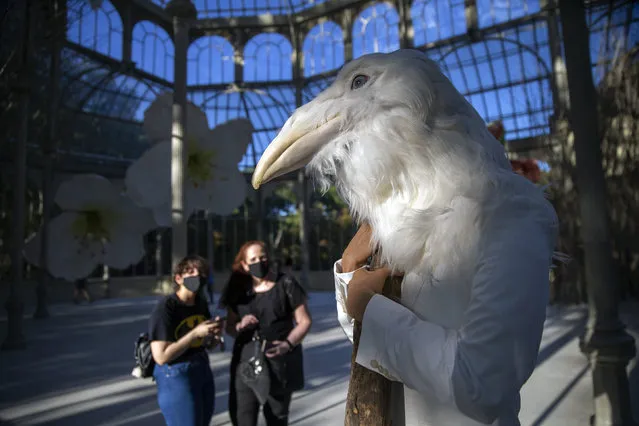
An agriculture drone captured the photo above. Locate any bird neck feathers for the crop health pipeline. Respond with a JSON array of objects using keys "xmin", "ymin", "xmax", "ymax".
[
  {"xmin": 341, "ymin": 158, "xmax": 493, "ymax": 276},
  {"xmin": 310, "ymin": 112, "xmax": 502, "ymax": 275}
]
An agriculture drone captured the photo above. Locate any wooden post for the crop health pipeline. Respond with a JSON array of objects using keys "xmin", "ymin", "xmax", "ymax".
[{"xmin": 344, "ymin": 256, "xmax": 403, "ymax": 426}]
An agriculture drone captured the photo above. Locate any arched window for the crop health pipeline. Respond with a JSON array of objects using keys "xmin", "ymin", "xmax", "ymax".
[
  {"xmin": 588, "ymin": 2, "xmax": 639, "ymax": 83},
  {"xmin": 67, "ymin": 0, "xmax": 123, "ymax": 60},
  {"xmin": 436, "ymin": 36, "xmax": 553, "ymax": 140},
  {"xmin": 132, "ymin": 21, "xmax": 174, "ymax": 82},
  {"xmin": 241, "ymin": 87, "xmax": 296, "ymax": 170},
  {"xmin": 410, "ymin": 0, "xmax": 466, "ymax": 47},
  {"xmin": 477, "ymin": 0, "xmax": 541, "ymax": 28},
  {"xmin": 187, "ymin": 36, "xmax": 235, "ymax": 85},
  {"xmin": 352, "ymin": 3, "xmax": 400, "ymax": 58},
  {"xmin": 243, "ymin": 33, "xmax": 293, "ymax": 82},
  {"xmin": 302, "ymin": 21, "xmax": 345, "ymax": 77}
]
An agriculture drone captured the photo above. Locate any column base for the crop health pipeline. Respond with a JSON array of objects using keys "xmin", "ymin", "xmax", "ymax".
[{"xmin": 580, "ymin": 326, "xmax": 637, "ymax": 426}]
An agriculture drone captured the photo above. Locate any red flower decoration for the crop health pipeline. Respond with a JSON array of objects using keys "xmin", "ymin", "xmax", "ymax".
[
  {"xmin": 510, "ymin": 158, "xmax": 541, "ymax": 183},
  {"xmin": 487, "ymin": 120, "xmax": 505, "ymax": 145},
  {"xmin": 485, "ymin": 121, "xmax": 541, "ymax": 184}
]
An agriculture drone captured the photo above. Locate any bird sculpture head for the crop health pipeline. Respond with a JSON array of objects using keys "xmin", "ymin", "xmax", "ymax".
[{"xmin": 252, "ymin": 49, "xmax": 515, "ymax": 273}]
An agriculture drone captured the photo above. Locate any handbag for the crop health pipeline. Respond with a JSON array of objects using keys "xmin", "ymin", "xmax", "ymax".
[
  {"xmin": 237, "ymin": 331, "xmax": 271, "ymax": 405},
  {"xmin": 131, "ymin": 332, "xmax": 155, "ymax": 380},
  {"xmin": 267, "ymin": 343, "xmax": 304, "ymax": 392}
]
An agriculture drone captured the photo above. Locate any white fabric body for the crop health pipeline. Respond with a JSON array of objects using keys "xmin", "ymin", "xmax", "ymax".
[{"xmin": 334, "ymin": 184, "xmax": 559, "ymax": 426}]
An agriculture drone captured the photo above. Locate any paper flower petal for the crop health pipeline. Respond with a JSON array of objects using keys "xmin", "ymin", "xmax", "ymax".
[
  {"xmin": 144, "ymin": 93, "xmax": 210, "ymax": 143},
  {"xmin": 25, "ymin": 176, "xmax": 156, "ymax": 280},
  {"xmin": 111, "ymin": 195, "xmax": 157, "ymax": 235},
  {"xmin": 129, "ymin": 101, "xmax": 253, "ymax": 221},
  {"xmin": 190, "ymin": 167, "xmax": 247, "ymax": 215},
  {"xmin": 151, "ymin": 203, "xmax": 172, "ymax": 228},
  {"xmin": 47, "ymin": 212, "xmax": 102, "ymax": 281},
  {"xmin": 124, "ymin": 141, "xmax": 171, "ymax": 209},
  {"xmin": 103, "ymin": 233, "xmax": 146, "ymax": 269},
  {"xmin": 55, "ymin": 174, "xmax": 120, "ymax": 211},
  {"xmin": 209, "ymin": 118, "xmax": 255, "ymax": 164}
]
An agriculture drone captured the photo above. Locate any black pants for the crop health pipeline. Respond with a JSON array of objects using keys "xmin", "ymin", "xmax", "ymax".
[{"xmin": 231, "ymin": 370, "xmax": 292, "ymax": 426}]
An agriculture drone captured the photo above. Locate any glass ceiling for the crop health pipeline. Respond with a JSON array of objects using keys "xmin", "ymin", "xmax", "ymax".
[
  {"xmin": 60, "ymin": 0, "xmax": 639, "ymax": 172},
  {"xmin": 150, "ymin": 0, "xmax": 330, "ymax": 18}
]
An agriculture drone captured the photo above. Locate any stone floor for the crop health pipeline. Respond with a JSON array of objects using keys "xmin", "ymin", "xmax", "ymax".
[{"xmin": 0, "ymin": 293, "xmax": 637, "ymax": 426}]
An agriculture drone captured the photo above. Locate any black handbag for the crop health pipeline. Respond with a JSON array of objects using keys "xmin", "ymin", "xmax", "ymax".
[
  {"xmin": 267, "ymin": 343, "xmax": 304, "ymax": 393},
  {"xmin": 237, "ymin": 332, "xmax": 271, "ymax": 404},
  {"xmin": 131, "ymin": 332, "xmax": 155, "ymax": 380}
]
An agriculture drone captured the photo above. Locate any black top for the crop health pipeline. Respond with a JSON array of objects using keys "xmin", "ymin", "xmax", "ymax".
[
  {"xmin": 221, "ymin": 273, "xmax": 307, "ymax": 344},
  {"xmin": 148, "ymin": 293, "xmax": 212, "ymax": 364}
]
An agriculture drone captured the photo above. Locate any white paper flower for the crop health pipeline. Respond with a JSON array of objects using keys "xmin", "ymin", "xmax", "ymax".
[
  {"xmin": 142, "ymin": 93, "xmax": 210, "ymax": 145},
  {"xmin": 125, "ymin": 93, "xmax": 253, "ymax": 227},
  {"xmin": 23, "ymin": 174, "xmax": 156, "ymax": 282}
]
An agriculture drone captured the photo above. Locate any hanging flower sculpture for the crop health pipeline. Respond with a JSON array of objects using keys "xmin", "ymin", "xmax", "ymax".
[
  {"xmin": 125, "ymin": 93, "xmax": 254, "ymax": 227},
  {"xmin": 510, "ymin": 158, "xmax": 542, "ymax": 183},
  {"xmin": 23, "ymin": 174, "xmax": 155, "ymax": 281},
  {"xmin": 487, "ymin": 119, "xmax": 542, "ymax": 184}
]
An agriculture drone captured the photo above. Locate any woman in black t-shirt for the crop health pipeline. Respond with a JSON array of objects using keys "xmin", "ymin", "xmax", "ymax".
[
  {"xmin": 148, "ymin": 255, "xmax": 223, "ymax": 426},
  {"xmin": 220, "ymin": 241, "xmax": 312, "ymax": 426}
]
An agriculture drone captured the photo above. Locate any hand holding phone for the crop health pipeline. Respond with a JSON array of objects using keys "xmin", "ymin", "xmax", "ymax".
[{"xmin": 212, "ymin": 315, "xmax": 226, "ymax": 352}]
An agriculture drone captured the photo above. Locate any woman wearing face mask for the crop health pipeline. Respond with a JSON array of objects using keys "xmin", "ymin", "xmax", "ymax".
[
  {"xmin": 220, "ymin": 241, "xmax": 312, "ymax": 426},
  {"xmin": 148, "ymin": 255, "xmax": 223, "ymax": 426}
]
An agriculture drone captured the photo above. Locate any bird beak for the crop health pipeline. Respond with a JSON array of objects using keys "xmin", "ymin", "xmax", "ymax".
[{"xmin": 251, "ymin": 104, "xmax": 340, "ymax": 189}]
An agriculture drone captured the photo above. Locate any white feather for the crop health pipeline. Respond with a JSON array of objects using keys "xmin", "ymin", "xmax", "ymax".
[{"xmin": 303, "ymin": 50, "xmax": 562, "ymax": 275}]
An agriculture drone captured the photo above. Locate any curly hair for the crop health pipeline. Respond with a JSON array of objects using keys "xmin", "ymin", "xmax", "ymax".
[{"xmin": 174, "ymin": 254, "xmax": 209, "ymax": 278}]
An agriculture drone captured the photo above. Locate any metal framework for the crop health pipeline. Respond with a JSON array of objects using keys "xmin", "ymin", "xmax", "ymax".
[
  {"xmin": 1, "ymin": 1, "xmax": 637, "ymax": 421},
  {"xmin": 0, "ymin": 0, "xmax": 635, "ymax": 278},
  {"xmin": 0, "ymin": 0, "xmax": 634, "ymax": 281},
  {"xmin": 57, "ymin": 0, "xmax": 638, "ymax": 169}
]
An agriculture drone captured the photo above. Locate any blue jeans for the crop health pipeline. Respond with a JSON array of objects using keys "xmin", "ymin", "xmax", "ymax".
[{"xmin": 154, "ymin": 353, "xmax": 215, "ymax": 426}]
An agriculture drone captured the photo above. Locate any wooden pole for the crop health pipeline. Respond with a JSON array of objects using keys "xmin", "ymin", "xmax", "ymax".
[{"xmin": 344, "ymin": 256, "xmax": 402, "ymax": 426}]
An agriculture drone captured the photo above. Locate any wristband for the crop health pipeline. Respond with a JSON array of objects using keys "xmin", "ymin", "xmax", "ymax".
[{"xmin": 284, "ymin": 339, "xmax": 294, "ymax": 350}]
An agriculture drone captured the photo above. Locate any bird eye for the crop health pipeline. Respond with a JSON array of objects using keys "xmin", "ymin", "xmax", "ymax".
[{"xmin": 351, "ymin": 74, "xmax": 369, "ymax": 90}]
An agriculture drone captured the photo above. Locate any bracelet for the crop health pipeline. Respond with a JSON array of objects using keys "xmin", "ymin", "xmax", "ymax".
[{"xmin": 284, "ymin": 339, "xmax": 294, "ymax": 350}]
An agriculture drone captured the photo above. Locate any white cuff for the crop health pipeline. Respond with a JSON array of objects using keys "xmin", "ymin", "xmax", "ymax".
[
  {"xmin": 355, "ymin": 294, "xmax": 457, "ymax": 404},
  {"xmin": 333, "ymin": 259, "xmax": 366, "ymax": 343},
  {"xmin": 355, "ymin": 294, "xmax": 401, "ymax": 381}
]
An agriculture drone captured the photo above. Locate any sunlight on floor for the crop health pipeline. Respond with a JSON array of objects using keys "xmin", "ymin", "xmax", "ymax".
[{"xmin": 0, "ymin": 295, "xmax": 636, "ymax": 426}]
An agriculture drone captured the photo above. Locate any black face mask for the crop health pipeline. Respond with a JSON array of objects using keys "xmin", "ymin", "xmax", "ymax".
[
  {"xmin": 248, "ymin": 260, "xmax": 269, "ymax": 279},
  {"xmin": 182, "ymin": 276, "xmax": 205, "ymax": 293}
]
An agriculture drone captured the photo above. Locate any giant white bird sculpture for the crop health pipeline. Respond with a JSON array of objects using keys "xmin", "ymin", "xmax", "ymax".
[{"xmin": 252, "ymin": 50, "xmax": 559, "ymax": 426}]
